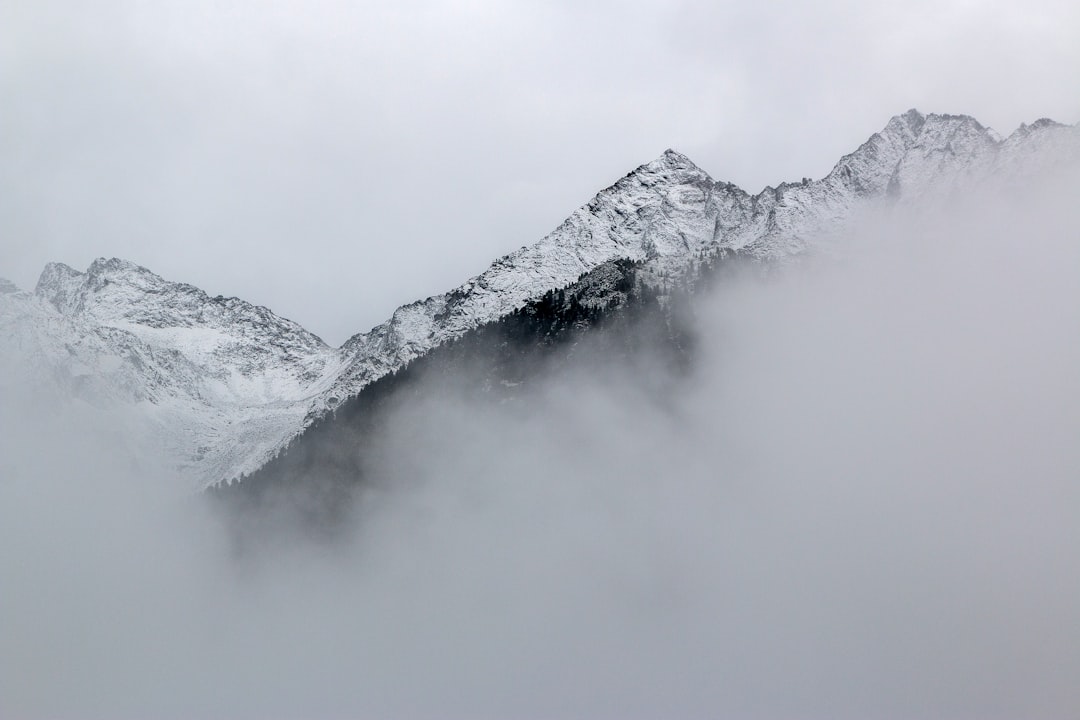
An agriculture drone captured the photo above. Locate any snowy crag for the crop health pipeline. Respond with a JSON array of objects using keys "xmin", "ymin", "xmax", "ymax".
[
  {"xmin": 2, "ymin": 259, "xmax": 348, "ymax": 482},
  {"xmin": 2, "ymin": 110, "xmax": 1077, "ymax": 490}
]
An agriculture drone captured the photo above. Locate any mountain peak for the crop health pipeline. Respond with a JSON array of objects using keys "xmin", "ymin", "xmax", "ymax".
[
  {"xmin": 632, "ymin": 148, "xmax": 712, "ymax": 185},
  {"xmin": 650, "ymin": 148, "xmax": 702, "ymax": 170},
  {"xmin": 36, "ymin": 261, "xmax": 82, "ymax": 285},
  {"xmin": 898, "ymin": 108, "xmax": 926, "ymax": 134},
  {"xmin": 35, "ymin": 258, "xmax": 168, "ymax": 315},
  {"xmin": 878, "ymin": 108, "xmax": 934, "ymax": 144},
  {"xmin": 35, "ymin": 262, "xmax": 86, "ymax": 313},
  {"xmin": 879, "ymin": 109, "xmax": 988, "ymax": 145},
  {"xmin": 86, "ymin": 257, "xmax": 159, "ymax": 281},
  {"xmin": 659, "ymin": 148, "xmax": 693, "ymax": 164},
  {"xmin": 1012, "ymin": 117, "xmax": 1068, "ymax": 138}
]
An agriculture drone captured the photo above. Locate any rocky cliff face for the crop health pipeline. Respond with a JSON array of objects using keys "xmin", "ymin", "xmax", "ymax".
[{"xmin": 2, "ymin": 110, "xmax": 1076, "ymax": 489}]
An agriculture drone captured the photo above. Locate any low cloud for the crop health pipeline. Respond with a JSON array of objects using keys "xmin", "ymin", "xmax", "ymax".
[{"xmin": 2, "ymin": 171, "xmax": 1078, "ymax": 719}]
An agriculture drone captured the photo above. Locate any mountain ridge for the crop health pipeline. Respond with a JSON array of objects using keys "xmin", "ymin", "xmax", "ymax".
[{"xmin": 3, "ymin": 109, "xmax": 1077, "ymax": 489}]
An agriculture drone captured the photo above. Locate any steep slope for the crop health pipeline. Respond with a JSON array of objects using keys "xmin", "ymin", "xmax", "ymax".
[
  {"xmin": 310, "ymin": 111, "xmax": 1080, "ymax": 425},
  {"xmin": 211, "ymin": 254, "xmax": 703, "ymax": 534}
]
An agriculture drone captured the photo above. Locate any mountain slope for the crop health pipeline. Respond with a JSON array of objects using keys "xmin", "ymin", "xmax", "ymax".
[
  {"xmin": 3, "ymin": 259, "xmax": 347, "ymax": 484},
  {"xmin": 308, "ymin": 110, "xmax": 1079, "ymax": 428},
  {"xmin": 210, "ymin": 253, "xmax": 704, "ymax": 534}
]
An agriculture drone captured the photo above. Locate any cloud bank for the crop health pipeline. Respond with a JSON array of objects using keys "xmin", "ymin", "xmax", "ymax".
[{"xmin": 2, "ymin": 171, "xmax": 1078, "ymax": 719}]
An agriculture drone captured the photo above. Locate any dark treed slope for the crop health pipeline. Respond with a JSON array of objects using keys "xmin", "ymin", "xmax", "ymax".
[{"xmin": 209, "ymin": 249, "xmax": 749, "ymax": 534}]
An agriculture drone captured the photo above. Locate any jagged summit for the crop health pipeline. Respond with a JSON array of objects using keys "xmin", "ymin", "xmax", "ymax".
[
  {"xmin": 4, "ymin": 109, "xmax": 1076, "ymax": 489},
  {"xmin": 87, "ymin": 256, "xmax": 151, "ymax": 275},
  {"xmin": 660, "ymin": 147, "xmax": 693, "ymax": 162},
  {"xmin": 36, "ymin": 257, "xmax": 175, "ymax": 316},
  {"xmin": 1013, "ymin": 117, "xmax": 1068, "ymax": 137},
  {"xmin": 7, "ymin": 255, "xmax": 346, "ymax": 484},
  {"xmin": 37, "ymin": 260, "xmax": 81, "ymax": 282},
  {"xmin": 638, "ymin": 148, "xmax": 712, "ymax": 179},
  {"xmin": 34, "ymin": 257, "xmax": 329, "ymax": 346},
  {"xmin": 898, "ymin": 108, "xmax": 927, "ymax": 134},
  {"xmin": 35, "ymin": 261, "xmax": 85, "ymax": 312}
]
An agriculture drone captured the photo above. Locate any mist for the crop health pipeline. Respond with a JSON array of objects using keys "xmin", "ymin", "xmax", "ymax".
[{"xmin": 2, "ymin": 173, "xmax": 1079, "ymax": 719}]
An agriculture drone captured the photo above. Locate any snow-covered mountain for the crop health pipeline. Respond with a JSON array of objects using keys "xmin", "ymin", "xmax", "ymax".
[
  {"xmin": 2, "ymin": 110, "xmax": 1076, "ymax": 489},
  {"xmin": 2, "ymin": 259, "xmax": 347, "ymax": 482},
  {"xmin": 317, "ymin": 111, "xmax": 1079, "ymax": 429}
]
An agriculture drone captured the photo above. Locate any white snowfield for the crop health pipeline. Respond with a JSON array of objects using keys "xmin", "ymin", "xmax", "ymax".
[{"xmin": 2, "ymin": 110, "xmax": 1076, "ymax": 489}]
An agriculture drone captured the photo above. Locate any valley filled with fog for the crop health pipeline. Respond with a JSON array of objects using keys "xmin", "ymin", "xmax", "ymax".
[{"xmin": 2, "ymin": 177, "xmax": 1079, "ymax": 719}]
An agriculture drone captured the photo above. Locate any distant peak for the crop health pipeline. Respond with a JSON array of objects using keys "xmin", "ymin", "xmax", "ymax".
[
  {"xmin": 900, "ymin": 108, "xmax": 926, "ymax": 133},
  {"xmin": 1013, "ymin": 118, "xmax": 1067, "ymax": 137},
  {"xmin": 35, "ymin": 262, "xmax": 86, "ymax": 311},
  {"xmin": 35, "ymin": 262, "xmax": 83, "ymax": 291},
  {"xmin": 87, "ymin": 257, "xmax": 156, "ymax": 277},
  {"xmin": 0, "ymin": 277, "xmax": 21, "ymax": 295},
  {"xmin": 883, "ymin": 109, "xmax": 989, "ymax": 140},
  {"xmin": 637, "ymin": 148, "xmax": 711, "ymax": 180},
  {"xmin": 661, "ymin": 148, "xmax": 692, "ymax": 163},
  {"xmin": 925, "ymin": 112, "xmax": 988, "ymax": 132},
  {"xmin": 38, "ymin": 261, "xmax": 82, "ymax": 279},
  {"xmin": 879, "ymin": 108, "xmax": 927, "ymax": 141},
  {"xmin": 1030, "ymin": 117, "xmax": 1065, "ymax": 129},
  {"xmin": 657, "ymin": 147, "xmax": 695, "ymax": 165},
  {"xmin": 34, "ymin": 258, "xmax": 165, "ymax": 313}
]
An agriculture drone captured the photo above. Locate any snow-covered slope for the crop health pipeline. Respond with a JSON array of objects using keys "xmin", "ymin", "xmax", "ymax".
[
  {"xmin": 2, "ymin": 259, "xmax": 347, "ymax": 485},
  {"xmin": 320, "ymin": 111, "xmax": 1080, "ymax": 414},
  {"xmin": 2, "ymin": 110, "xmax": 1076, "ymax": 488}
]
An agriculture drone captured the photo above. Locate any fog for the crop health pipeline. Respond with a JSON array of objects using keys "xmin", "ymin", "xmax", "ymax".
[{"xmin": 2, "ymin": 175, "xmax": 1079, "ymax": 719}]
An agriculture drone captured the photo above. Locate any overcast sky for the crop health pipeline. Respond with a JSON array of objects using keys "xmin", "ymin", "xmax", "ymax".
[{"xmin": 2, "ymin": 0, "xmax": 1078, "ymax": 344}]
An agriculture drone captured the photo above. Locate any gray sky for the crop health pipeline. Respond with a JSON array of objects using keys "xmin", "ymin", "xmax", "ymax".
[{"xmin": 3, "ymin": 0, "xmax": 1078, "ymax": 345}]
